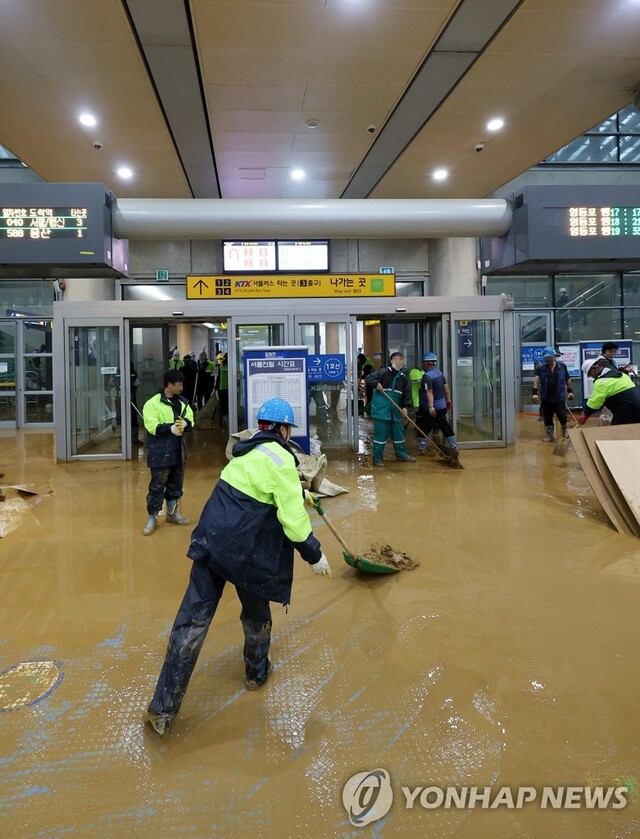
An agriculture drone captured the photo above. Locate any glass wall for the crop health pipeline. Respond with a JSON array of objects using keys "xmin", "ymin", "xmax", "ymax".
[{"xmin": 543, "ymin": 105, "xmax": 640, "ymax": 165}]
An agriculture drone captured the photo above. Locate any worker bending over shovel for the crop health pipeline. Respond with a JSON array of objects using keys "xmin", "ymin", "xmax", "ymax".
[{"xmin": 146, "ymin": 397, "xmax": 331, "ymax": 735}]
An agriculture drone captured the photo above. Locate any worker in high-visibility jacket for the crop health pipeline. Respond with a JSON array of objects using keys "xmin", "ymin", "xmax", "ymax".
[
  {"xmin": 577, "ymin": 358, "xmax": 640, "ymax": 426},
  {"xmin": 146, "ymin": 397, "xmax": 330, "ymax": 735},
  {"xmin": 142, "ymin": 369, "xmax": 194, "ymax": 535}
]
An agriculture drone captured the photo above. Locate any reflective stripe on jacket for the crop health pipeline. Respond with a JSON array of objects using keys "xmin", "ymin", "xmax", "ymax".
[
  {"xmin": 586, "ymin": 369, "xmax": 640, "ymax": 425},
  {"xmin": 143, "ymin": 392, "xmax": 194, "ymax": 467},
  {"xmin": 187, "ymin": 431, "xmax": 321, "ymax": 603}
]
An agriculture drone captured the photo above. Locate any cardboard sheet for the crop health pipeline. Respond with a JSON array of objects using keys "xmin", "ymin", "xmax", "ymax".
[{"xmin": 595, "ymin": 440, "xmax": 640, "ymax": 529}]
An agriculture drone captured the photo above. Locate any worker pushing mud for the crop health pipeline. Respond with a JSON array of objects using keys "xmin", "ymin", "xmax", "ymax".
[{"xmin": 146, "ymin": 397, "xmax": 331, "ymax": 735}]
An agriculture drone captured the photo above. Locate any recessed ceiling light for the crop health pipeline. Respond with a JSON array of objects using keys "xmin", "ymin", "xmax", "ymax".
[
  {"xmin": 432, "ymin": 168, "xmax": 448, "ymax": 181},
  {"xmin": 487, "ymin": 117, "xmax": 504, "ymax": 132},
  {"xmin": 117, "ymin": 166, "xmax": 133, "ymax": 179},
  {"xmin": 305, "ymin": 119, "xmax": 319, "ymax": 129},
  {"xmin": 79, "ymin": 113, "xmax": 97, "ymax": 127},
  {"xmin": 291, "ymin": 169, "xmax": 305, "ymax": 180}
]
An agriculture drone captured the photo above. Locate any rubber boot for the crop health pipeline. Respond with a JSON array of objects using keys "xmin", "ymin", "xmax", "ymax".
[
  {"xmin": 166, "ymin": 500, "xmax": 190, "ymax": 525},
  {"xmin": 561, "ymin": 424, "xmax": 569, "ymax": 440},
  {"xmin": 145, "ymin": 710, "xmax": 174, "ymax": 735},
  {"xmin": 143, "ymin": 514, "xmax": 157, "ymax": 536},
  {"xmin": 544, "ymin": 425, "xmax": 555, "ymax": 442}
]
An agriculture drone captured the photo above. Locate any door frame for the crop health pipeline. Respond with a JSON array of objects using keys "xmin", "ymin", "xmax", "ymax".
[
  {"xmin": 515, "ymin": 311, "xmax": 553, "ymax": 413},
  {"xmin": 448, "ymin": 311, "xmax": 511, "ymax": 448},
  {"xmin": 54, "ymin": 316, "xmax": 128, "ymax": 460},
  {"xmin": 293, "ymin": 313, "xmax": 357, "ymax": 448}
]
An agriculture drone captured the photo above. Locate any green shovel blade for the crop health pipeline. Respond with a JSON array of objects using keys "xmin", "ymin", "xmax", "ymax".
[{"xmin": 342, "ymin": 551, "xmax": 399, "ymax": 575}]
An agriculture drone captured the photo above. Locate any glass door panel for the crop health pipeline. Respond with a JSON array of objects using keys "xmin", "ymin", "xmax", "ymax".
[
  {"xmin": 516, "ymin": 311, "xmax": 552, "ymax": 413},
  {"xmin": 234, "ymin": 321, "xmax": 286, "ymax": 431},
  {"xmin": 69, "ymin": 325, "xmax": 123, "ymax": 456},
  {"xmin": 0, "ymin": 321, "xmax": 17, "ymax": 425},
  {"xmin": 22, "ymin": 319, "xmax": 53, "ymax": 424},
  {"xmin": 295, "ymin": 316, "xmax": 354, "ymax": 449},
  {"xmin": 452, "ymin": 318, "xmax": 503, "ymax": 445}
]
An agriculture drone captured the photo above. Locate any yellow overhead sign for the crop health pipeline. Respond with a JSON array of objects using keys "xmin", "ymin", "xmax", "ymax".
[{"xmin": 186, "ymin": 273, "xmax": 395, "ymax": 300}]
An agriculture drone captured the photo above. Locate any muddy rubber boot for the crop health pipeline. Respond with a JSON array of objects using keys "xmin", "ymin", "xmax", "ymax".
[
  {"xmin": 143, "ymin": 514, "xmax": 157, "ymax": 536},
  {"xmin": 166, "ymin": 500, "xmax": 190, "ymax": 525},
  {"xmin": 447, "ymin": 448, "xmax": 463, "ymax": 469},
  {"xmin": 544, "ymin": 425, "xmax": 555, "ymax": 442}
]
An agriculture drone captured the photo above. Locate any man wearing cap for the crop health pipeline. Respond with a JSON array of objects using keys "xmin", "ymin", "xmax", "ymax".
[
  {"xmin": 145, "ymin": 397, "xmax": 330, "ymax": 735},
  {"xmin": 577, "ymin": 358, "xmax": 640, "ymax": 426},
  {"xmin": 416, "ymin": 352, "xmax": 461, "ymax": 465},
  {"xmin": 532, "ymin": 347, "xmax": 574, "ymax": 442}
]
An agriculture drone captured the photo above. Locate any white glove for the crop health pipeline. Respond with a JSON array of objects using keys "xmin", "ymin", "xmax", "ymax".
[
  {"xmin": 175, "ymin": 416, "xmax": 187, "ymax": 428},
  {"xmin": 304, "ymin": 490, "xmax": 315, "ymax": 508},
  {"xmin": 312, "ymin": 554, "xmax": 331, "ymax": 577},
  {"xmin": 170, "ymin": 423, "xmax": 183, "ymax": 436}
]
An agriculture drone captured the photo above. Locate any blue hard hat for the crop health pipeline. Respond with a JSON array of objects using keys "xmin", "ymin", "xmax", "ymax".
[
  {"xmin": 256, "ymin": 397, "xmax": 298, "ymax": 427},
  {"xmin": 422, "ymin": 352, "xmax": 438, "ymax": 363},
  {"xmin": 542, "ymin": 346, "xmax": 557, "ymax": 358}
]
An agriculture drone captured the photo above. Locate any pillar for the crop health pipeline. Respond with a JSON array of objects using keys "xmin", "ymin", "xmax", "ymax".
[{"xmin": 428, "ymin": 238, "xmax": 478, "ymax": 296}]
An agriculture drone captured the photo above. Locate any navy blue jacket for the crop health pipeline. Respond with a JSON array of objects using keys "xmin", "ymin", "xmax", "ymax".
[{"xmin": 187, "ymin": 431, "xmax": 322, "ymax": 604}]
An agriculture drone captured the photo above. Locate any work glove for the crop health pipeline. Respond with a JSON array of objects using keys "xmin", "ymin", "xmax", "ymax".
[
  {"xmin": 311, "ymin": 554, "xmax": 331, "ymax": 577},
  {"xmin": 304, "ymin": 490, "xmax": 316, "ymax": 508},
  {"xmin": 532, "ymin": 395, "xmax": 539, "ymax": 403},
  {"xmin": 576, "ymin": 413, "xmax": 589, "ymax": 426},
  {"xmin": 445, "ymin": 400, "xmax": 452, "ymax": 411},
  {"xmin": 567, "ymin": 392, "xmax": 574, "ymax": 401},
  {"xmin": 175, "ymin": 416, "xmax": 187, "ymax": 428},
  {"xmin": 170, "ymin": 422, "xmax": 183, "ymax": 436}
]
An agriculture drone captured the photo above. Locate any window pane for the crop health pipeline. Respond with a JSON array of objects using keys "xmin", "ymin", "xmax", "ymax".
[
  {"xmin": 546, "ymin": 135, "xmax": 618, "ymax": 163},
  {"xmin": 485, "ymin": 275, "xmax": 551, "ymax": 307},
  {"xmin": 554, "ymin": 308, "xmax": 622, "ymax": 344},
  {"xmin": 623, "ymin": 273, "xmax": 640, "ymax": 306},
  {"xmin": 396, "ymin": 281, "xmax": 424, "ymax": 297},
  {"xmin": 23, "ymin": 320, "xmax": 52, "ymax": 353},
  {"xmin": 25, "ymin": 357, "xmax": 53, "ymax": 391},
  {"xmin": 618, "ymin": 105, "xmax": 640, "ymax": 134},
  {"xmin": 0, "ymin": 281, "xmax": 53, "ymax": 316},
  {"xmin": 618, "ymin": 135, "xmax": 640, "ymax": 163},
  {"xmin": 586, "ymin": 115, "xmax": 618, "ymax": 134},
  {"xmin": 555, "ymin": 274, "xmax": 620, "ymax": 307},
  {"xmin": 0, "ymin": 322, "xmax": 16, "ymax": 353}
]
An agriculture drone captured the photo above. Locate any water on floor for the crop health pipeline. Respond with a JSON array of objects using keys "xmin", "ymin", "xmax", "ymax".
[{"xmin": 0, "ymin": 420, "xmax": 639, "ymax": 838}]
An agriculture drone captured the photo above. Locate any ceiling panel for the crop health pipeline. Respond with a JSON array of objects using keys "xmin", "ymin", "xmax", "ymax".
[{"xmin": 0, "ymin": 0, "xmax": 638, "ymax": 203}]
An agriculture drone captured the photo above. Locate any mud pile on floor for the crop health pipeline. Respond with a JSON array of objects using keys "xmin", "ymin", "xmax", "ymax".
[{"xmin": 361, "ymin": 543, "xmax": 419, "ymax": 571}]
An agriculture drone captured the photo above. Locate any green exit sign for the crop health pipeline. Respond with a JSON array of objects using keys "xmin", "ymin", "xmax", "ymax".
[{"xmin": 156, "ymin": 269, "xmax": 169, "ymax": 282}]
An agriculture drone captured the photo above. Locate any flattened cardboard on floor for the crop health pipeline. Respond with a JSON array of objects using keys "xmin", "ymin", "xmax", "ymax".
[
  {"xmin": 568, "ymin": 428, "xmax": 635, "ymax": 536},
  {"xmin": 595, "ymin": 439, "xmax": 640, "ymax": 530}
]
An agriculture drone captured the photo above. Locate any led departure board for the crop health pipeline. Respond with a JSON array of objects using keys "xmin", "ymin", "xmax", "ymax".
[
  {"xmin": 481, "ymin": 186, "xmax": 640, "ymax": 274},
  {"xmin": 0, "ymin": 183, "xmax": 128, "ymax": 278},
  {"xmin": 1, "ymin": 207, "xmax": 89, "ymax": 239},
  {"xmin": 568, "ymin": 206, "xmax": 640, "ymax": 237}
]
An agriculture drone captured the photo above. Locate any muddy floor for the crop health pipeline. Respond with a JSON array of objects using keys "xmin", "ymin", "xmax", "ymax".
[{"xmin": 0, "ymin": 419, "xmax": 639, "ymax": 838}]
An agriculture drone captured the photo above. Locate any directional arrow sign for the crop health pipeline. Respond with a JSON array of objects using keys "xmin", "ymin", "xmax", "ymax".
[
  {"xmin": 194, "ymin": 278, "xmax": 209, "ymax": 294},
  {"xmin": 464, "ymin": 339, "xmax": 472, "ymax": 347},
  {"xmin": 310, "ymin": 356, "xmax": 321, "ymax": 366}
]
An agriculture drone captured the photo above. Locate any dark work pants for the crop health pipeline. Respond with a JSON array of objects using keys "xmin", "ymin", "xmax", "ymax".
[
  {"xmin": 146, "ymin": 464, "xmax": 185, "ymax": 515},
  {"xmin": 148, "ymin": 560, "xmax": 272, "ymax": 719},
  {"xmin": 416, "ymin": 409, "xmax": 454, "ymax": 440},
  {"xmin": 541, "ymin": 400, "xmax": 567, "ymax": 427}
]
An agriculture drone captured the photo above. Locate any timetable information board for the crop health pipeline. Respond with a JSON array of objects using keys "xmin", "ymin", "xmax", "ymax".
[
  {"xmin": 0, "ymin": 183, "xmax": 128, "ymax": 278},
  {"xmin": 1, "ymin": 207, "xmax": 89, "ymax": 239},
  {"xmin": 568, "ymin": 206, "xmax": 640, "ymax": 237}
]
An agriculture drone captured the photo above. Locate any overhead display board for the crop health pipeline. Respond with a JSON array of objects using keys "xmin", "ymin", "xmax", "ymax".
[
  {"xmin": 187, "ymin": 273, "xmax": 395, "ymax": 299},
  {"xmin": 481, "ymin": 186, "xmax": 640, "ymax": 274},
  {"xmin": 222, "ymin": 239, "xmax": 330, "ymax": 273},
  {"xmin": 0, "ymin": 183, "xmax": 128, "ymax": 278}
]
